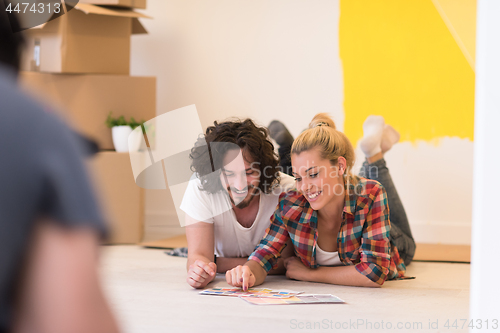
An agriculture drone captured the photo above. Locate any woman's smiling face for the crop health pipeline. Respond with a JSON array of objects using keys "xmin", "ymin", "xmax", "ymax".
[{"xmin": 291, "ymin": 147, "xmax": 346, "ymax": 211}]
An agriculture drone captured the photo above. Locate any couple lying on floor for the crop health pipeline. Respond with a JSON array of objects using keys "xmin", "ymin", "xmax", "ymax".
[{"xmin": 180, "ymin": 113, "xmax": 415, "ymax": 290}]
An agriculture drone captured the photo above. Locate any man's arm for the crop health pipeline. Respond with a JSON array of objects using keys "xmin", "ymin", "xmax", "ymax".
[
  {"xmin": 216, "ymin": 257, "xmax": 285, "ymax": 274},
  {"xmin": 185, "ymin": 215, "xmax": 217, "ymax": 288},
  {"xmin": 185, "ymin": 225, "xmax": 284, "ymax": 278},
  {"xmin": 217, "ymin": 237, "xmax": 294, "ymax": 274},
  {"xmin": 12, "ymin": 219, "xmax": 120, "ymax": 333},
  {"xmin": 215, "ymin": 257, "xmax": 247, "ymax": 273}
]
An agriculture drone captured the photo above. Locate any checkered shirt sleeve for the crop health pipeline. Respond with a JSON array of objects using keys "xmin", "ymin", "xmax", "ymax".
[
  {"xmin": 353, "ymin": 184, "xmax": 392, "ymax": 285},
  {"xmin": 248, "ymin": 195, "xmax": 290, "ymax": 272}
]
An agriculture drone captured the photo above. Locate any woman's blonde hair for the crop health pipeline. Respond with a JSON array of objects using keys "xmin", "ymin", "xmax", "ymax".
[{"xmin": 291, "ymin": 113, "xmax": 357, "ymax": 185}]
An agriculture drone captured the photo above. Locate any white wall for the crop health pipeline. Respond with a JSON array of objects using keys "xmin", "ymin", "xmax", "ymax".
[
  {"xmin": 469, "ymin": 0, "xmax": 500, "ymax": 325},
  {"xmin": 131, "ymin": 0, "xmax": 343, "ymax": 240},
  {"xmin": 132, "ymin": 0, "xmax": 343, "ymax": 133},
  {"xmin": 131, "ymin": 0, "xmax": 473, "ymax": 245}
]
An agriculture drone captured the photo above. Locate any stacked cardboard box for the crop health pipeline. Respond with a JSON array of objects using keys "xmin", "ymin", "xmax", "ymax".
[
  {"xmin": 20, "ymin": 2, "xmax": 153, "ymax": 244},
  {"xmin": 21, "ymin": 3, "xmax": 149, "ymax": 74},
  {"xmin": 80, "ymin": 0, "xmax": 147, "ymax": 9},
  {"xmin": 87, "ymin": 152, "xmax": 145, "ymax": 244},
  {"xmin": 21, "ymin": 72, "xmax": 156, "ymax": 150}
]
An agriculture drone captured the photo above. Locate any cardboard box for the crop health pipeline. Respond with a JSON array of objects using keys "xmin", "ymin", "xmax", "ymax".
[
  {"xmin": 87, "ymin": 152, "xmax": 145, "ymax": 244},
  {"xmin": 21, "ymin": 3, "xmax": 149, "ymax": 74},
  {"xmin": 20, "ymin": 72, "xmax": 156, "ymax": 150},
  {"xmin": 79, "ymin": 0, "xmax": 147, "ymax": 9}
]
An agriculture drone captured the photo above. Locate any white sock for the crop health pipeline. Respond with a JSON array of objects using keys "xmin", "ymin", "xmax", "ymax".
[
  {"xmin": 359, "ymin": 115, "xmax": 385, "ymax": 158},
  {"xmin": 381, "ymin": 124, "xmax": 400, "ymax": 154}
]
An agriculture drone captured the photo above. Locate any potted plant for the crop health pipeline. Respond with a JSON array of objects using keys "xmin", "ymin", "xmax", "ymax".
[{"xmin": 105, "ymin": 112, "xmax": 145, "ymax": 152}]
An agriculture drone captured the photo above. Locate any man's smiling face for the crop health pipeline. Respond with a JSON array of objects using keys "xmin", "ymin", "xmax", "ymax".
[{"xmin": 220, "ymin": 148, "xmax": 260, "ymax": 209}]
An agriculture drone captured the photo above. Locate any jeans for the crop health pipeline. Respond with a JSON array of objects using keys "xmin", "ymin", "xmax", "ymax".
[
  {"xmin": 278, "ymin": 143, "xmax": 293, "ymax": 176},
  {"xmin": 359, "ymin": 158, "xmax": 416, "ymax": 266}
]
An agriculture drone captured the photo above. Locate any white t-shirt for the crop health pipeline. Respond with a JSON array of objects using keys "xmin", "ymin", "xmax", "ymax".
[
  {"xmin": 180, "ymin": 172, "xmax": 295, "ymax": 258},
  {"xmin": 316, "ymin": 244, "xmax": 343, "ymax": 266}
]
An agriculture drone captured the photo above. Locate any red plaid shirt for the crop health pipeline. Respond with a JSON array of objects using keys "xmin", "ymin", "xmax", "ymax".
[{"xmin": 248, "ymin": 176, "xmax": 406, "ymax": 285}]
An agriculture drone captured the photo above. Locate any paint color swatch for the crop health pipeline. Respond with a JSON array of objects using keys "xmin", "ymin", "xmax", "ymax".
[
  {"xmin": 199, "ymin": 287, "xmax": 302, "ymax": 298},
  {"xmin": 241, "ymin": 294, "xmax": 345, "ymax": 305}
]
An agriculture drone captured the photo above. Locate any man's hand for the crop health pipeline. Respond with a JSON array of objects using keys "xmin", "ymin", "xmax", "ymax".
[
  {"xmin": 284, "ymin": 257, "xmax": 312, "ymax": 281},
  {"xmin": 225, "ymin": 265, "xmax": 256, "ymax": 291},
  {"xmin": 187, "ymin": 260, "xmax": 217, "ymax": 289}
]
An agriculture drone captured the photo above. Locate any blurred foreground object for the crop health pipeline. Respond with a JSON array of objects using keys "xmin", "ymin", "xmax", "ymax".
[{"xmin": 0, "ymin": 7, "xmax": 120, "ymax": 333}]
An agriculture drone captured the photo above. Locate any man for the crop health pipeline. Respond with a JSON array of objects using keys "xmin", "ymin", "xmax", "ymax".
[
  {"xmin": 180, "ymin": 119, "xmax": 295, "ymax": 289},
  {"xmin": 0, "ymin": 9, "xmax": 119, "ymax": 333}
]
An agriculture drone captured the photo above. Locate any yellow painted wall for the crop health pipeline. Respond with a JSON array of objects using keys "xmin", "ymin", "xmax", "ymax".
[
  {"xmin": 432, "ymin": 0, "xmax": 476, "ymax": 68},
  {"xmin": 339, "ymin": 0, "xmax": 475, "ymax": 145}
]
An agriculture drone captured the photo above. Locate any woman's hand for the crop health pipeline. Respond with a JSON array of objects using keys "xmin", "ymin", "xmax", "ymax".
[
  {"xmin": 187, "ymin": 260, "xmax": 216, "ymax": 289},
  {"xmin": 225, "ymin": 265, "xmax": 256, "ymax": 291},
  {"xmin": 284, "ymin": 257, "xmax": 313, "ymax": 281}
]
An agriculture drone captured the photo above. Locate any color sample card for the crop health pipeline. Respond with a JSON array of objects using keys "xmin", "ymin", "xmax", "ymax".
[
  {"xmin": 199, "ymin": 287, "xmax": 303, "ymax": 298},
  {"xmin": 241, "ymin": 294, "xmax": 345, "ymax": 305}
]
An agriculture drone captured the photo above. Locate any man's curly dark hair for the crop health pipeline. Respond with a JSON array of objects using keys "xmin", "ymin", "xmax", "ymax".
[{"xmin": 190, "ymin": 119, "xmax": 281, "ymax": 194}]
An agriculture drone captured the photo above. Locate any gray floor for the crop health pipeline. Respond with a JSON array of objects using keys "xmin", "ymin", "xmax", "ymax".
[{"xmin": 100, "ymin": 246, "xmax": 470, "ymax": 333}]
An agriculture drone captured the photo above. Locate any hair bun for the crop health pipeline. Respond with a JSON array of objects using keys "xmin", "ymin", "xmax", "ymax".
[
  {"xmin": 314, "ymin": 122, "xmax": 330, "ymax": 128},
  {"xmin": 309, "ymin": 113, "xmax": 337, "ymax": 130}
]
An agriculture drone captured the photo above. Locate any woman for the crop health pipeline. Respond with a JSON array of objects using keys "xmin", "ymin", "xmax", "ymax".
[{"xmin": 226, "ymin": 113, "xmax": 415, "ymax": 289}]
